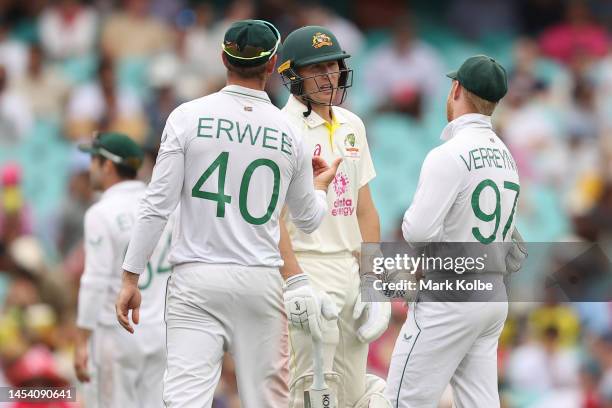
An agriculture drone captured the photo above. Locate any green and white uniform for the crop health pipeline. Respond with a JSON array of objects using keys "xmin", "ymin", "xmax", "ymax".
[
  {"xmin": 123, "ymin": 85, "xmax": 328, "ymax": 407},
  {"xmin": 386, "ymin": 113, "xmax": 520, "ymax": 407},
  {"xmin": 77, "ymin": 180, "xmax": 174, "ymax": 408}
]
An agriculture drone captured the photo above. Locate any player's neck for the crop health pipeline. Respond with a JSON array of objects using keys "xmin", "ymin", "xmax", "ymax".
[
  {"xmin": 310, "ymin": 103, "xmax": 334, "ymax": 124},
  {"xmin": 226, "ymin": 77, "xmax": 266, "ymax": 92},
  {"xmin": 449, "ymin": 106, "xmax": 478, "ymax": 122},
  {"xmin": 101, "ymin": 175, "xmax": 123, "ymax": 191}
]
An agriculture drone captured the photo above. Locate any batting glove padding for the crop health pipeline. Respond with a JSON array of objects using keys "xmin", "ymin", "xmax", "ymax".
[
  {"xmin": 352, "ymin": 293, "xmax": 391, "ymax": 343},
  {"xmin": 505, "ymin": 228, "xmax": 527, "ymax": 274},
  {"xmin": 283, "ymin": 274, "xmax": 338, "ymax": 341}
]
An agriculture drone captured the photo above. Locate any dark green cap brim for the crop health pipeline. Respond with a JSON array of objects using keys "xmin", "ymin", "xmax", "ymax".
[
  {"xmin": 77, "ymin": 144, "xmax": 99, "ymax": 155},
  {"xmin": 77, "ymin": 132, "xmax": 144, "ymax": 170},
  {"xmin": 446, "ymin": 71, "xmax": 458, "ymax": 79}
]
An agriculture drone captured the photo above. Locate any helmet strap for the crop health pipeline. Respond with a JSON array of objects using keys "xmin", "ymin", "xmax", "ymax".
[{"xmin": 303, "ymin": 100, "xmax": 313, "ymax": 117}]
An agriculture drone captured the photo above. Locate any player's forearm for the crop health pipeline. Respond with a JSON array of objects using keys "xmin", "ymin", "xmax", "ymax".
[
  {"xmin": 358, "ymin": 211, "xmax": 380, "ymax": 243},
  {"xmin": 122, "ymin": 270, "xmax": 140, "ymax": 286},
  {"xmin": 279, "ymin": 221, "xmax": 302, "ymax": 281},
  {"xmin": 123, "ymin": 152, "xmax": 182, "ymax": 273},
  {"xmin": 75, "ymin": 327, "xmax": 91, "ymax": 342},
  {"xmin": 287, "ymin": 190, "xmax": 328, "ymax": 234},
  {"xmin": 402, "ymin": 208, "xmax": 439, "ymax": 244},
  {"xmin": 402, "ymin": 150, "xmax": 461, "ymax": 244},
  {"xmin": 75, "ymin": 325, "xmax": 92, "ymax": 349},
  {"xmin": 123, "ymin": 218, "xmax": 167, "ymax": 274},
  {"xmin": 285, "ymin": 142, "xmax": 329, "ymax": 233},
  {"xmin": 357, "ymin": 185, "xmax": 380, "ymax": 243}
]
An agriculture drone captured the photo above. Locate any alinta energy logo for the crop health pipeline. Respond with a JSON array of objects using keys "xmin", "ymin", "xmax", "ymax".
[
  {"xmin": 332, "ymin": 172, "xmax": 349, "ymax": 196},
  {"xmin": 332, "ymin": 172, "xmax": 353, "ymax": 216}
]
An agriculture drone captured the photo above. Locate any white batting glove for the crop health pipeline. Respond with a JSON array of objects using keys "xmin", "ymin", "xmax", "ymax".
[
  {"xmin": 352, "ymin": 292, "xmax": 391, "ymax": 343},
  {"xmin": 283, "ymin": 274, "xmax": 338, "ymax": 341},
  {"xmin": 505, "ymin": 228, "xmax": 528, "ymax": 274}
]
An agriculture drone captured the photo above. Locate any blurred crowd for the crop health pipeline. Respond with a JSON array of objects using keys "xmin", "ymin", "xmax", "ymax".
[{"xmin": 0, "ymin": 0, "xmax": 610, "ymax": 407}]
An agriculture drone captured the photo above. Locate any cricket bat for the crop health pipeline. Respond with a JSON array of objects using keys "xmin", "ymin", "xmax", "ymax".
[{"xmin": 304, "ymin": 336, "xmax": 336, "ymax": 408}]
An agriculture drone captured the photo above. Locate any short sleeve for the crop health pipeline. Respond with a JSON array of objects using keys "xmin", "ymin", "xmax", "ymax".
[{"xmin": 351, "ymin": 114, "xmax": 376, "ymax": 187}]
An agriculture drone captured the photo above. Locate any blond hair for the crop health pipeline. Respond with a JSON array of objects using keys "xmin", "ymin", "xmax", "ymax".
[{"xmin": 464, "ymin": 88, "xmax": 498, "ymax": 116}]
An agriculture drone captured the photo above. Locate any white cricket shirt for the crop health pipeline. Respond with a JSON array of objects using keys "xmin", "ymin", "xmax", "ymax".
[
  {"xmin": 403, "ymin": 113, "xmax": 520, "ymax": 244},
  {"xmin": 77, "ymin": 181, "xmax": 174, "ymax": 330},
  {"xmin": 282, "ymin": 96, "xmax": 376, "ymax": 254},
  {"xmin": 123, "ymin": 85, "xmax": 327, "ymax": 273}
]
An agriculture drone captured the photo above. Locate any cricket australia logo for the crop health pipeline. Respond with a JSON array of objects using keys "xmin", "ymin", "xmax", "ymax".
[
  {"xmin": 345, "ymin": 133, "xmax": 355, "ymax": 147},
  {"xmin": 312, "ymin": 32, "xmax": 333, "ymax": 48},
  {"xmin": 344, "ymin": 133, "xmax": 360, "ymax": 158},
  {"xmin": 331, "ymin": 172, "xmax": 354, "ymax": 217}
]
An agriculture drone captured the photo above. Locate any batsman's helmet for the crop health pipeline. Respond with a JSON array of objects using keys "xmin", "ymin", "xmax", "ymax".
[{"xmin": 277, "ymin": 26, "xmax": 353, "ymax": 106}]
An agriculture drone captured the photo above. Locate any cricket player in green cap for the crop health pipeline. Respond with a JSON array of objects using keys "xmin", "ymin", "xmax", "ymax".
[
  {"xmin": 277, "ymin": 26, "xmax": 392, "ymax": 408},
  {"xmin": 114, "ymin": 19, "xmax": 341, "ymax": 407},
  {"xmin": 74, "ymin": 132, "xmax": 175, "ymax": 407},
  {"xmin": 385, "ymin": 55, "xmax": 527, "ymax": 407}
]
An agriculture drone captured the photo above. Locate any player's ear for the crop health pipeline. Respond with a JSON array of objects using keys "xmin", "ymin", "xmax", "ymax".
[
  {"xmin": 104, "ymin": 159, "xmax": 116, "ymax": 176},
  {"xmin": 221, "ymin": 52, "xmax": 229, "ymax": 69},
  {"xmin": 266, "ymin": 55, "xmax": 278, "ymax": 74},
  {"xmin": 453, "ymin": 80, "xmax": 462, "ymax": 100}
]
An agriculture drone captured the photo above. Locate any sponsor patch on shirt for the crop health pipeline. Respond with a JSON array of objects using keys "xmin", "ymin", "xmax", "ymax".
[
  {"xmin": 343, "ymin": 133, "xmax": 360, "ymax": 158},
  {"xmin": 331, "ymin": 172, "xmax": 354, "ymax": 216}
]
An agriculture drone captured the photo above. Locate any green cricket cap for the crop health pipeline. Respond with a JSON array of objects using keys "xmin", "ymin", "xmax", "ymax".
[
  {"xmin": 447, "ymin": 55, "xmax": 508, "ymax": 102},
  {"xmin": 78, "ymin": 132, "xmax": 144, "ymax": 170},
  {"xmin": 222, "ymin": 19, "xmax": 280, "ymax": 67}
]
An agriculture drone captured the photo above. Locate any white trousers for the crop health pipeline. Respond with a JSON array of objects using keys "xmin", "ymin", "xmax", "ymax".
[
  {"xmin": 83, "ymin": 323, "xmax": 166, "ymax": 408},
  {"xmin": 385, "ymin": 300, "xmax": 507, "ymax": 408},
  {"xmin": 289, "ymin": 254, "xmax": 372, "ymax": 408},
  {"xmin": 163, "ymin": 263, "xmax": 289, "ymax": 408}
]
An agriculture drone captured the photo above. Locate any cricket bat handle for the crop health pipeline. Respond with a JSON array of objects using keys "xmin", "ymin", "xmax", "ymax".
[
  {"xmin": 311, "ymin": 336, "xmax": 325, "ymax": 390},
  {"xmin": 306, "ymin": 336, "xmax": 336, "ymax": 408}
]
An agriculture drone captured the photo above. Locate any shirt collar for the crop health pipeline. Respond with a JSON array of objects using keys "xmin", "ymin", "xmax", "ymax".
[
  {"xmin": 284, "ymin": 95, "xmax": 348, "ymax": 129},
  {"xmin": 220, "ymin": 85, "xmax": 271, "ymax": 103},
  {"xmin": 102, "ymin": 180, "xmax": 146, "ymax": 199},
  {"xmin": 440, "ymin": 113, "xmax": 492, "ymax": 141}
]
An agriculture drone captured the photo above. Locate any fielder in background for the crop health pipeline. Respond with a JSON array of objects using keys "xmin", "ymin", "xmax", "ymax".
[
  {"xmin": 115, "ymin": 20, "xmax": 341, "ymax": 407},
  {"xmin": 278, "ymin": 26, "xmax": 392, "ymax": 408},
  {"xmin": 74, "ymin": 132, "xmax": 174, "ymax": 408},
  {"xmin": 385, "ymin": 55, "xmax": 525, "ymax": 407}
]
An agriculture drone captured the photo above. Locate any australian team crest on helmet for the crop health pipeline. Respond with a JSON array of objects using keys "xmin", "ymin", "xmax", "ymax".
[
  {"xmin": 312, "ymin": 32, "xmax": 333, "ymax": 49},
  {"xmin": 344, "ymin": 133, "xmax": 360, "ymax": 158}
]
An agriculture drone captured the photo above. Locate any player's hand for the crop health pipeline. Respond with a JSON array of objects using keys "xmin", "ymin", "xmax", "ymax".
[
  {"xmin": 115, "ymin": 270, "xmax": 142, "ymax": 334},
  {"xmin": 505, "ymin": 228, "xmax": 527, "ymax": 274},
  {"xmin": 283, "ymin": 273, "xmax": 338, "ymax": 341},
  {"xmin": 312, "ymin": 156, "xmax": 342, "ymax": 191},
  {"xmin": 74, "ymin": 334, "xmax": 90, "ymax": 383},
  {"xmin": 352, "ymin": 292, "xmax": 391, "ymax": 343}
]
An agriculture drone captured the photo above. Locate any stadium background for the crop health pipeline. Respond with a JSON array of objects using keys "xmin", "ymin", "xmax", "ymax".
[{"xmin": 0, "ymin": 0, "xmax": 610, "ymax": 406}]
